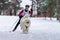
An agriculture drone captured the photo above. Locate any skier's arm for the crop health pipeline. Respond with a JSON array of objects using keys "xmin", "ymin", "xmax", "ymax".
[
  {"xmin": 18, "ymin": 10, "xmax": 23, "ymax": 16},
  {"xmin": 29, "ymin": 8, "xmax": 33, "ymax": 17}
]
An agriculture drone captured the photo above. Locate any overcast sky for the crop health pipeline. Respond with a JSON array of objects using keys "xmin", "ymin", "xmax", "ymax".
[{"xmin": 21, "ymin": 0, "xmax": 32, "ymax": 8}]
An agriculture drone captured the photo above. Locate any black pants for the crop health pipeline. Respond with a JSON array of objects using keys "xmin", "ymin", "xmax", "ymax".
[{"xmin": 12, "ymin": 16, "xmax": 23, "ymax": 32}]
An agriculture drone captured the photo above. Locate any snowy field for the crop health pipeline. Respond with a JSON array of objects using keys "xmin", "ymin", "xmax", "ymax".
[{"xmin": 0, "ymin": 16, "xmax": 60, "ymax": 40}]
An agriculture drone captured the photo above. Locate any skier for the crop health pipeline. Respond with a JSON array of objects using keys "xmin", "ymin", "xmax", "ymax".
[{"xmin": 12, "ymin": 5, "xmax": 33, "ymax": 32}]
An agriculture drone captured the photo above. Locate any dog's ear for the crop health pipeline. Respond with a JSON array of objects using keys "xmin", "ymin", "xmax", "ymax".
[{"xmin": 24, "ymin": 14, "xmax": 30, "ymax": 18}]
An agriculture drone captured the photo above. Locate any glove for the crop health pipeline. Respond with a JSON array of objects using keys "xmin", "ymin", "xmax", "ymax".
[{"xmin": 30, "ymin": 8, "xmax": 33, "ymax": 11}]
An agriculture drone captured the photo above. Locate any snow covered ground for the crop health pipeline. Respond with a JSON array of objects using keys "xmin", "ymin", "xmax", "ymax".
[{"xmin": 0, "ymin": 16, "xmax": 60, "ymax": 40}]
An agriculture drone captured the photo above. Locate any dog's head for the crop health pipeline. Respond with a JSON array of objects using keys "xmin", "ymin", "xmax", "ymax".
[
  {"xmin": 21, "ymin": 18, "xmax": 30, "ymax": 26},
  {"xmin": 23, "ymin": 14, "xmax": 30, "ymax": 18}
]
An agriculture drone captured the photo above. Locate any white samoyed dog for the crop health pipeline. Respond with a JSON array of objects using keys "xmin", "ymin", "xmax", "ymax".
[{"xmin": 20, "ymin": 14, "xmax": 31, "ymax": 33}]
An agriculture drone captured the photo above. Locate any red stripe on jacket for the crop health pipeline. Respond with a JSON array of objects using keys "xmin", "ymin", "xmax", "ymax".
[{"xmin": 18, "ymin": 10, "xmax": 33, "ymax": 16}]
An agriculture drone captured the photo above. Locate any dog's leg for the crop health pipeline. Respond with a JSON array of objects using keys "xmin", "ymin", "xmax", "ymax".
[
  {"xmin": 26, "ymin": 28, "xmax": 28, "ymax": 32},
  {"xmin": 26, "ymin": 26, "xmax": 29, "ymax": 33},
  {"xmin": 22, "ymin": 26, "xmax": 26, "ymax": 33}
]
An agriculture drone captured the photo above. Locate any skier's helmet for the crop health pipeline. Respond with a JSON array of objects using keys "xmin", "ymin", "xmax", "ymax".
[{"xmin": 25, "ymin": 5, "xmax": 30, "ymax": 8}]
